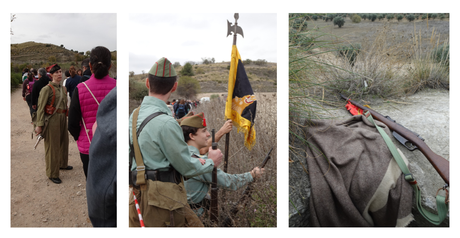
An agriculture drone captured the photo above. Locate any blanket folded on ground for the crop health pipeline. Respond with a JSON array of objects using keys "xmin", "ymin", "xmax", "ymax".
[{"xmin": 305, "ymin": 115, "xmax": 413, "ymax": 227}]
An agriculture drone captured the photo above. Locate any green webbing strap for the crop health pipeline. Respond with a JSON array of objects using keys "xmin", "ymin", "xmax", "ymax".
[
  {"xmin": 364, "ymin": 111, "xmax": 448, "ymax": 225},
  {"xmin": 132, "ymin": 107, "xmax": 146, "ymax": 186}
]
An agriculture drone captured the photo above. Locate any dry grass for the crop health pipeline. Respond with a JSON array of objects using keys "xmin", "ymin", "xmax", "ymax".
[
  {"xmin": 292, "ymin": 21, "xmax": 449, "ymax": 101},
  {"xmin": 195, "ymin": 94, "xmax": 277, "ymax": 227}
]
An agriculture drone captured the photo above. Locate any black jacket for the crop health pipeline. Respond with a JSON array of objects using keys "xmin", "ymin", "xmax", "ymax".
[
  {"xmin": 31, "ymin": 75, "xmax": 51, "ymax": 107},
  {"xmin": 80, "ymin": 68, "xmax": 92, "ymax": 83}
]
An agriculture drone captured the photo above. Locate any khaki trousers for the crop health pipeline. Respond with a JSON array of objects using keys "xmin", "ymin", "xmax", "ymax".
[{"xmin": 44, "ymin": 113, "xmax": 69, "ymax": 178}]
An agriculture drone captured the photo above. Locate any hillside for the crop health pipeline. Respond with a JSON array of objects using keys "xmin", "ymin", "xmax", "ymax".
[
  {"xmin": 130, "ymin": 61, "xmax": 276, "ymax": 98},
  {"xmin": 12, "ymin": 41, "xmax": 85, "ymax": 65},
  {"xmin": 10, "ymin": 41, "xmax": 117, "ymax": 79}
]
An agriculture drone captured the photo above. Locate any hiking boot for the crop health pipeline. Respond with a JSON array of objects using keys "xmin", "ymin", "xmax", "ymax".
[{"xmin": 60, "ymin": 166, "xmax": 73, "ymax": 170}]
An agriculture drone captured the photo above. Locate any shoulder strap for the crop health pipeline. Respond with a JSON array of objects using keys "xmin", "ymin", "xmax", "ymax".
[
  {"xmin": 131, "ymin": 107, "xmax": 166, "ymax": 186},
  {"xmin": 82, "ymin": 82, "xmax": 100, "ymax": 105},
  {"xmin": 48, "ymin": 84, "xmax": 56, "ymax": 108},
  {"xmin": 364, "ymin": 111, "xmax": 449, "ymax": 225},
  {"xmin": 137, "ymin": 111, "xmax": 166, "ymax": 138}
]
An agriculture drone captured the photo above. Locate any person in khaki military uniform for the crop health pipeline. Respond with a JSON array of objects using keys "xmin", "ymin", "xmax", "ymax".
[
  {"xmin": 34, "ymin": 64, "xmax": 72, "ymax": 184},
  {"xmin": 128, "ymin": 57, "xmax": 223, "ymax": 227},
  {"xmin": 180, "ymin": 114, "xmax": 264, "ymax": 218}
]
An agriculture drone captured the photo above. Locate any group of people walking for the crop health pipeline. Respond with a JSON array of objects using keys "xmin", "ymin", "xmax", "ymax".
[{"xmin": 21, "ymin": 46, "xmax": 117, "ymax": 226}]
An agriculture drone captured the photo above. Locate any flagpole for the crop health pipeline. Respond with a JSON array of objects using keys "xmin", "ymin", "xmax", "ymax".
[{"xmin": 224, "ymin": 13, "xmax": 240, "ymax": 173}]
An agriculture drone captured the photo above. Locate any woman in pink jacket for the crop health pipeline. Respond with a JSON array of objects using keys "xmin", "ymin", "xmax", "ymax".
[{"xmin": 68, "ymin": 46, "xmax": 116, "ymax": 179}]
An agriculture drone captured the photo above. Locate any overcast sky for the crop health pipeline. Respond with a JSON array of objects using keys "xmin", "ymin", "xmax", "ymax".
[
  {"xmin": 129, "ymin": 13, "xmax": 277, "ymax": 74},
  {"xmin": 10, "ymin": 13, "xmax": 117, "ymax": 52}
]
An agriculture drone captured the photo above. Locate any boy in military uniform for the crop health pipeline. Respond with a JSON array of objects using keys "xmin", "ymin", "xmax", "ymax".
[
  {"xmin": 128, "ymin": 57, "xmax": 223, "ymax": 227},
  {"xmin": 180, "ymin": 113, "xmax": 264, "ymax": 218}
]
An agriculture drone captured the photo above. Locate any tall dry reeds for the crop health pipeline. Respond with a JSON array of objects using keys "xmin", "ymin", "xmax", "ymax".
[
  {"xmin": 194, "ymin": 94, "xmax": 277, "ymax": 227},
  {"xmin": 405, "ymin": 26, "xmax": 449, "ymax": 93},
  {"xmin": 326, "ymin": 24, "xmax": 411, "ymax": 98}
]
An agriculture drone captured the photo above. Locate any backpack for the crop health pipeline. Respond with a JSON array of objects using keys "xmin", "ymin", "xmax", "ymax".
[
  {"xmin": 176, "ymin": 104, "xmax": 186, "ymax": 117},
  {"xmin": 27, "ymin": 79, "xmax": 35, "ymax": 94}
]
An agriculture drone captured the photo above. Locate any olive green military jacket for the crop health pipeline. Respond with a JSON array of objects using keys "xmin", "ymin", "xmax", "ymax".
[
  {"xmin": 35, "ymin": 81, "xmax": 67, "ymax": 127},
  {"xmin": 129, "ymin": 96, "xmax": 214, "ymax": 177},
  {"xmin": 185, "ymin": 145, "xmax": 253, "ymax": 215}
]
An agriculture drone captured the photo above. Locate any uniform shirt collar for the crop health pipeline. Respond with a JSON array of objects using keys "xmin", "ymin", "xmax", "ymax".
[{"xmin": 142, "ymin": 96, "xmax": 172, "ymax": 116}]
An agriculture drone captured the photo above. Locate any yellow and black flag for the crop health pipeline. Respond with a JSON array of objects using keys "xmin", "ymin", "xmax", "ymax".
[{"xmin": 225, "ymin": 45, "xmax": 256, "ymax": 149}]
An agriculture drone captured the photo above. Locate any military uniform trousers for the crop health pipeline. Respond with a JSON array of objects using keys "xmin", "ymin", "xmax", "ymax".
[
  {"xmin": 44, "ymin": 112, "xmax": 69, "ymax": 178},
  {"xmin": 129, "ymin": 181, "xmax": 204, "ymax": 227}
]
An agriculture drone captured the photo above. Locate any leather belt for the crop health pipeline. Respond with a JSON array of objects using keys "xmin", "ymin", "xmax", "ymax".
[
  {"xmin": 56, "ymin": 109, "xmax": 68, "ymax": 114},
  {"xmin": 131, "ymin": 168, "xmax": 182, "ymax": 186}
]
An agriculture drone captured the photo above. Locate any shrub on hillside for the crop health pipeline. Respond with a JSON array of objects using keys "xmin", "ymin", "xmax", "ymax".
[
  {"xmin": 333, "ymin": 16, "xmax": 345, "ymax": 28},
  {"xmin": 397, "ymin": 14, "xmax": 404, "ymax": 21},
  {"xmin": 386, "ymin": 14, "xmax": 394, "ymax": 21},
  {"xmin": 370, "ymin": 14, "xmax": 377, "ymax": 22},
  {"xmin": 337, "ymin": 44, "xmax": 361, "ymax": 67},
  {"xmin": 177, "ymin": 76, "xmax": 200, "ymax": 99},
  {"xmin": 377, "ymin": 14, "xmax": 384, "ymax": 21},
  {"xmin": 11, "ymin": 72, "xmax": 22, "ymax": 88},
  {"xmin": 293, "ymin": 17, "xmax": 308, "ymax": 31},
  {"xmin": 180, "ymin": 62, "xmax": 194, "ymax": 76},
  {"xmin": 244, "ymin": 59, "xmax": 252, "ymax": 65},
  {"xmin": 351, "ymin": 14, "xmax": 361, "ymax": 23},
  {"xmin": 406, "ymin": 14, "xmax": 415, "ymax": 22},
  {"xmin": 312, "ymin": 15, "xmax": 318, "ymax": 21},
  {"xmin": 254, "ymin": 59, "xmax": 267, "ymax": 66}
]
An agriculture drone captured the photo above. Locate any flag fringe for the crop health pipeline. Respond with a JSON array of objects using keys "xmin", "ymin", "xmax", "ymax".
[{"xmin": 227, "ymin": 110, "xmax": 256, "ymax": 150}]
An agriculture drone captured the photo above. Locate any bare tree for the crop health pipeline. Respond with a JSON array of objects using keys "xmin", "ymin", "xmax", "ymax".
[{"xmin": 10, "ymin": 14, "xmax": 16, "ymax": 35}]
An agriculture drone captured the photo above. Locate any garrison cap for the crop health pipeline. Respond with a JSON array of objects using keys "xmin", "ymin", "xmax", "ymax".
[
  {"xmin": 180, "ymin": 112, "xmax": 207, "ymax": 128},
  {"xmin": 149, "ymin": 57, "xmax": 177, "ymax": 77}
]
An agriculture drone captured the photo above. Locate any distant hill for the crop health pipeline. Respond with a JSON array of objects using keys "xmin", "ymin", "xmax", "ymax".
[
  {"xmin": 10, "ymin": 41, "xmax": 117, "ymax": 78},
  {"xmin": 11, "ymin": 41, "xmax": 86, "ymax": 65}
]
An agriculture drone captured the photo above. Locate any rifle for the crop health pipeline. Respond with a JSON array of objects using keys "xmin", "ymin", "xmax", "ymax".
[
  {"xmin": 210, "ymin": 129, "xmax": 219, "ymax": 223},
  {"xmin": 222, "ymin": 147, "xmax": 273, "ymax": 227},
  {"xmin": 340, "ymin": 93, "xmax": 449, "ymax": 185}
]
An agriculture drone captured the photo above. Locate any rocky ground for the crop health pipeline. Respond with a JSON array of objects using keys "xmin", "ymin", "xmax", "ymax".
[{"xmin": 10, "ymin": 87, "xmax": 92, "ymax": 227}]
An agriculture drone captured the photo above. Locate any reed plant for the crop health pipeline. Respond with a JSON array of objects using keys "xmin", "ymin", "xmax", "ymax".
[
  {"xmin": 195, "ymin": 93, "xmax": 277, "ymax": 227},
  {"xmin": 405, "ymin": 26, "xmax": 449, "ymax": 93}
]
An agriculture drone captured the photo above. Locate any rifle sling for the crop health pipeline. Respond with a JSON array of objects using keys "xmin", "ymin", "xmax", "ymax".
[
  {"xmin": 365, "ymin": 111, "xmax": 448, "ymax": 225},
  {"xmin": 131, "ymin": 107, "xmax": 166, "ymax": 186}
]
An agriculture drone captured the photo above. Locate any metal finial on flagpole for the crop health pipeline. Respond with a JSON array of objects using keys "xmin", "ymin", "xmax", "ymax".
[{"xmin": 227, "ymin": 13, "xmax": 244, "ymax": 46}]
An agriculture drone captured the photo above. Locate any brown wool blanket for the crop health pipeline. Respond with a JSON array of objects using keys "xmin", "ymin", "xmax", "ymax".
[{"xmin": 304, "ymin": 115, "xmax": 413, "ymax": 227}]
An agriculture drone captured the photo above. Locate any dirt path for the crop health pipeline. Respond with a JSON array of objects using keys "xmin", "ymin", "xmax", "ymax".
[{"xmin": 10, "ymin": 88, "xmax": 92, "ymax": 227}]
